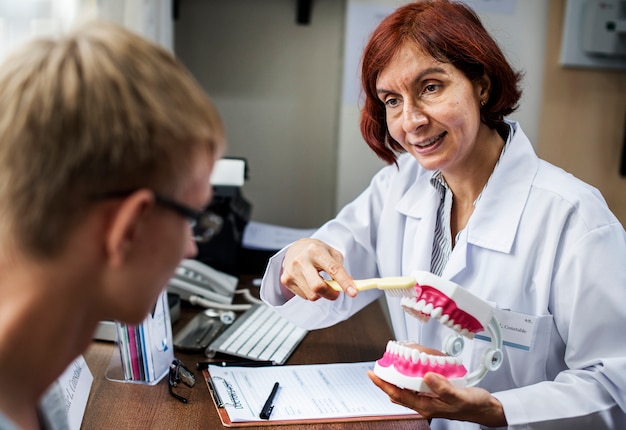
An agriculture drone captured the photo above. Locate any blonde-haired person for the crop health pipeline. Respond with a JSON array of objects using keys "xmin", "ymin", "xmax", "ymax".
[{"xmin": 0, "ymin": 20, "xmax": 225, "ymax": 429}]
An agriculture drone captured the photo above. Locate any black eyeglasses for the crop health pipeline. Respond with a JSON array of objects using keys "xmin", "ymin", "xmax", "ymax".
[
  {"xmin": 153, "ymin": 194, "xmax": 223, "ymax": 243},
  {"xmin": 94, "ymin": 190, "xmax": 223, "ymax": 243},
  {"xmin": 168, "ymin": 358, "xmax": 196, "ymax": 404}
]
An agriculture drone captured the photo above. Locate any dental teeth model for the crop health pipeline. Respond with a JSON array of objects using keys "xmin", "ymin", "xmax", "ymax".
[{"xmin": 373, "ymin": 271, "xmax": 503, "ymax": 393}]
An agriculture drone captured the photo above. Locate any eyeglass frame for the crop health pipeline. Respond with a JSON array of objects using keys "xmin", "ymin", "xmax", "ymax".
[
  {"xmin": 168, "ymin": 358, "xmax": 196, "ymax": 404},
  {"xmin": 92, "ymin": 190, "xmax": 223, "ymax": 243}
]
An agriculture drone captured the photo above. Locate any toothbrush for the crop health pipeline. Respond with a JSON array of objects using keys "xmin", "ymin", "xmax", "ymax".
[{"xmin": 325, "ymin": 276, "xmax": 417, "ymax": 297}]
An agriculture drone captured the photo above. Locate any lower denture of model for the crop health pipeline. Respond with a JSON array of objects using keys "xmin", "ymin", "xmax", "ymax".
[
  {"xmin": 377, "ymin": 341, "xmax": 467, "ymax": 379},
  {"xmin": 373, "ymin": 340, "xmax": 470, "ymax": 393}
]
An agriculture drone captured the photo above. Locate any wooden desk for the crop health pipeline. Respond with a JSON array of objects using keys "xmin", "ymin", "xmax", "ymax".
[{"xmin": 82, "ymin": 279, "xmax": 430, "ymax": 429}]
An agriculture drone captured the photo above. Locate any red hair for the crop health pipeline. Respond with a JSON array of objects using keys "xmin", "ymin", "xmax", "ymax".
[{"xmin": 360, "ymin": 0, "xmax": 523, "ymax": 164}]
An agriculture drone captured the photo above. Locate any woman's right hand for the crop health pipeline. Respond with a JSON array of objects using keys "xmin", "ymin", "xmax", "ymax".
[{"xmin": 280, "ymin": 238, "xmax": 358, "ymax": 301}]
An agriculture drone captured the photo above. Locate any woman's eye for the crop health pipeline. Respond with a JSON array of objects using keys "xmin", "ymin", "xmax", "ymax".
[
  {"xmin": 384, "ymin": 97, "xmax": 399, "ymax": 107},
  {"xmin": 424, "ymin": 84, "xmax": 438, "ymax": 94}
]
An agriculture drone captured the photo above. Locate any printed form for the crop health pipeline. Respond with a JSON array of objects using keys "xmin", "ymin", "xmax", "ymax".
[{"xmin": 207, "ymin": 361, "xmax": 418, "ymax": 423}]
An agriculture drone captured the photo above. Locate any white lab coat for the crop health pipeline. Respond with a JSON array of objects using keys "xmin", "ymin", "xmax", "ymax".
[{"xmin": 260, "ymin": 122, "xmax": 626, "ymax": 430}]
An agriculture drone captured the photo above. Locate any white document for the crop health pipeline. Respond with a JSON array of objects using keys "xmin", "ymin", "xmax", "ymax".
[
  {"xmin": 208, "ymin": 361, "xmax": 418, "ymax": 422},
  {"xmin": 242, "ymin": 220, "xmax": 317, "ymax": 251}
]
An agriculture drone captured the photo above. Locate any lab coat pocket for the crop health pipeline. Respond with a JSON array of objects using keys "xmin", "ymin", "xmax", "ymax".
[{"xmin": 467, "ymin": 308, "xmax": 554, "ymax": 391}]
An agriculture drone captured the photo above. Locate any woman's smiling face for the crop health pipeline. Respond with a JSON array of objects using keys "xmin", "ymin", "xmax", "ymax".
[{"xmin": 376, "ymin": 42, "xmax": 488, "ymax": 175}]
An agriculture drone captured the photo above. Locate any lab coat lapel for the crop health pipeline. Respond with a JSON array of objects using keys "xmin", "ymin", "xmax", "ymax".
[
  {"xmin": 395, "ymin": 174, "xmax": 439, "ymax": 273},
  {"xmin": 466, "ymin": 123, "xmax": 538, "ymax": 254},
  {"xmin": 438, "ymin": 123, "xmax": 538, "ymax": 282},
  {"xmin": 445, "ymin": 123, "xmax": 538, "ymax": 282},
  {"xmin": 443, "ymin": 238, "xmax": 468, "ymax": 279}
]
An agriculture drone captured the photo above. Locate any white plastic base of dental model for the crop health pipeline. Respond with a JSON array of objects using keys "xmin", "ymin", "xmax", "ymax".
[{"xmin": 373, "ymin": 361, "xmax": 467, "ymax": 393}]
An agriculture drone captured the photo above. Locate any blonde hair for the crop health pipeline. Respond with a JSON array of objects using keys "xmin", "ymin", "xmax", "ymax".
[{"xmin": 0, "ymin": 20, "xmax": 225, "ymax": 257}]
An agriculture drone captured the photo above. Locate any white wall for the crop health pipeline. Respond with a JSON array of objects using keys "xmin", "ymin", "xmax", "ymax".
[
  {"xmin": 0, "ymin": 0, "xmax": 173, "ymax": 61},
  {"xmin": 175, "ymin": 0, "xmax": 345, "ymax": 229},
  {"xmin": 94, "ymin": 0, "xmax": 173, "ymax": 51},
  {"xmin": 0, "ymin": 0, "xmax": 82, "ymax": 60},
  {"xmin": 336, "ymin": 0, "xmax": 549, "ymax": 208}
]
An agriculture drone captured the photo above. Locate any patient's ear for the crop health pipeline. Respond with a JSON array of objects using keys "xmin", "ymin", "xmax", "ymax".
[{"xmin": 105, "ymin": 189, "xmax": 154, "ymax": 268}]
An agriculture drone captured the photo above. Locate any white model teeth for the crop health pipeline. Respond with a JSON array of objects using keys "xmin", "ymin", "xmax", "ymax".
[
  {"xmin": 401, "ymin": 296, "xmax": 462, "ymax": 334},
  {"xmin": 403, "ymin": 347, "xmax": 411, "ymax": 361},
  {"xmin": 431, "ymin": 307, "xmax": 443, "ymax": 318},
  {"xmin": 386, "ymin": 341, "xmax": 462, "ymax": 366}
]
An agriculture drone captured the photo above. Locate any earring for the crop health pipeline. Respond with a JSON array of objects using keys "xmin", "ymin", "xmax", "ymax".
[{"xmin": 480, "ymin": 99, "xmax": 486, "ymax": 107}]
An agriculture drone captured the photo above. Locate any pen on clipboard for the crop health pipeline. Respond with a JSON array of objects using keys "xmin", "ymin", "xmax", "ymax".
[{"xmin": 259, "ymin": 382, "xmax": 280, "ymax": 420}]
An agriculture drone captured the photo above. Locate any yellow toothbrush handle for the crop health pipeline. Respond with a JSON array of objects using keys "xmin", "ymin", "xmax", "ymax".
[{"xmin": 325, "ymin": 277, "xmax": 416, "ymax": 291}]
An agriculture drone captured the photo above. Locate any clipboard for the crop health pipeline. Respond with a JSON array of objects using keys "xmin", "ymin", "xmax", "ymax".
[{"xmin": 203, "ymin": 361, "xmax": 422, "ymax": 427}]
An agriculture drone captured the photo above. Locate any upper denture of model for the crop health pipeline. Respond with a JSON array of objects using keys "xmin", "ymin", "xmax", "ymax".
[{"xmin": 400, "ymin": 285, "xmax": 483, "ymax": 337}]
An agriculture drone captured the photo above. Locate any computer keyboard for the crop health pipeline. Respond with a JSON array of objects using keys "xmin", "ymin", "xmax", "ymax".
[{"xmin": 207, "ymin": 304, "xmax": 308, "ymax": 365}]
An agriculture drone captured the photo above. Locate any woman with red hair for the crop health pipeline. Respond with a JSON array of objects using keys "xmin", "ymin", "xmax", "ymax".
[{"xmin": 260, "ymin": 1, "xmax": 626, "ymax": 428}]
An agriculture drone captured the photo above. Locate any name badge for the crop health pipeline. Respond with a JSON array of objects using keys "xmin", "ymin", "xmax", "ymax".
[{"xmin": 475, "ymin": 308, "xmax": 538, "ymax": 351}]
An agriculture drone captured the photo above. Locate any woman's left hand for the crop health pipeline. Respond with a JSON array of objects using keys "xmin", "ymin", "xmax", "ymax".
[{"xmin": 367, "ymin": 370, "xmax": 507, "ymax": 427}]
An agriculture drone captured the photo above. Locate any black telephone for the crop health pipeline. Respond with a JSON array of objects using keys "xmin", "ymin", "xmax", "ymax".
[{"xmin": 168, "ymin": 259, "xmax": 264, "ymax": 352}]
